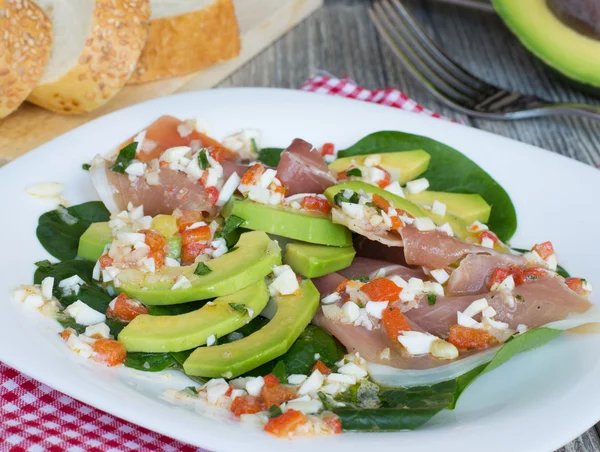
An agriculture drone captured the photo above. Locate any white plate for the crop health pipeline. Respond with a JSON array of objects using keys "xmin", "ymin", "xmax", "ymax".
[{"xmin": 1, "ymin": 88, "xmax": 599, "ymax": 452}]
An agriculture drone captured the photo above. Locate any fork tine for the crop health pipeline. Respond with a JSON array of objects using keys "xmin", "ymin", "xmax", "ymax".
[
  {"xmin": 387, "ymin": 0, "xmax": 487, "ymax": 91},
  {"xmin": 370, "ymin": 3, "xmax": 472, "ymax": 105}
]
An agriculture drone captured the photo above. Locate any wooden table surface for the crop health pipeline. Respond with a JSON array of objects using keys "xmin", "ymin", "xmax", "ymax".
[{"xmin": 217, "ymin": 0, "xmax": 600, "ymax": 450}]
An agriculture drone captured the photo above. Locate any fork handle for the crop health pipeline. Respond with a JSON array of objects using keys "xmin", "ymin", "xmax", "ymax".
[{"xmin": 531, "ymin": 103, "xmax": 600, "ymax": 121}]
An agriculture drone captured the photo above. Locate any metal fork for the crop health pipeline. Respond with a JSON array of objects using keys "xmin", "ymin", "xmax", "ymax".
[{"xmin": 369, "ymin": 0, "xmax": 600, "ymax": 120}]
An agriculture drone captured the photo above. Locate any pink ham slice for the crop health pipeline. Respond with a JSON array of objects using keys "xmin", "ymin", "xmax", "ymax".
[
  {"xmin": 405, "ymin": 275, "xmax": 591, "ymax": 338},
  {"xmin": 276, "ymin": 138, "xmax": 336, "ymax": 196},
  {"xmin": 446, "ymin": 254, "xmax": 524, "ymax": 295},
  {"xmin": 337, "ymin": 257, "xmax": 424, "ymax": 281},
  {"xmin": 354, "ymin": 236, "xmax": 409, "ymax": 266}
]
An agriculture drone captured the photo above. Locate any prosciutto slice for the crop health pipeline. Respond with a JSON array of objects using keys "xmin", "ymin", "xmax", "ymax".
[
  {"xmin": 406, "ymin": 275, "xmax": 591, "ymax": 337},
  {"xmin": 354, "ymin": 236, "xmax": 409, "ymax": 266},
  {"xmin": 276, "ymin": 139, "xmax": 336, "ymax": 195},
  {"xmin": 337, "ymin": 257, "xmax": 424, "ymax": 281},
  {"xmin": 446, "ymin": 253, "xmax": 524, "ymax": 295},
  {"xmin": 90, "ymin": 116, "xmax": 239, "ymax": 216}
]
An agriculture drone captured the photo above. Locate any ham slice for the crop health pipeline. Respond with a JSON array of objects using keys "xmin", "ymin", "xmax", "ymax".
[
  {"xmin": 276, "ymin": 139, "xmax": 336, "ymax": 196},
  {"xmin": 406, "ymin": 275, "xmax": 591, "ymax": 337},
  {"xmin": 354, "ymin": 236, "xmax": 409, "ymax": 266},
  {"xmin": 332, "ymin": 209, "xmax": 403, "ymax": 246},
  {"xmin": 337, "ymin": 257, "xmax": 424, "ymax": 281}
]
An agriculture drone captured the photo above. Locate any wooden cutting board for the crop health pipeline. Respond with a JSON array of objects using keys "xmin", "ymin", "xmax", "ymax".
[{"xmin": 0, "ymin": 0, "xmax": 322, "ymax": 162}]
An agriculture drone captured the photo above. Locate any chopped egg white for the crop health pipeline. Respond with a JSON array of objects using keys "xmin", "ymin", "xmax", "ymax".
[
  {"xmin": 206, "ymin": 334, "xmax": 216, "ymax": 346},
  {"xmin": 546, "ymin": 254, "xmax": 558, "ymax": 271},
  {"xmin": 171, "ymin": 275, "xmax": 192, "ymax": 290},
  {"xmin": 414, "ymin": 217, "xmax": 436, "ymax": 232},
  {"xmin": 288, "ymin": 374, "xmax": 308, "ymax": 385},
  {"xmin": 462, "ymin": 298, "xmax": 489, "ymax": 318},
  {"xmin": 41, "ymin": 277, "xmax": 54, "ymax": 300},
  {"xmin": 468, "ymin": 220, "xmax": 489, "ymax": 233},
  {"xmin": 245, "ymin": 376, "xmax": 264, "ymax": 396},
  {"xmin": 298, "ymin": 370, "xmax": 324, "ymax": 395},
  {"xmin": 321, "ymin": 292, "xmax": 341, "ymax": 305},
  {"xmin": 431, "ymin": 200, "xmax": 447, "ymax": 217},
  {"xmin": 342, "ymin": 302, "xmax": 360, "ymax": 323},
  {"xmin": 216, "ymin": 172, "xmax": 241, "ymax": 207},
  {"xmin": 85, "ymin": 323, "xmax": 111, "ymax": 339},
  {"xmin": 457, "ymin": 311, "xmax": 481, "ymax": 329},
  {"xmin": 160, "ymin": 146, "xmax": 191, "ymax": 163},
  {"xmin": 26, "ymin": 182, "xmax": 64, "ymax": 199},
  {"xmin": 384, "ymin": 181, "xmax": 405, "ymax": 197},
  {"xmin": 430, "ymin": 269, "xmax": 449, "ymax": 285},
  {"xmin": 398, "ymin": 331, "xmax": 437, "ymax": 355},
  {"xmin": 269, "ymin": 267, "xmax": 300, "ymax": 296},
  {"xmin": 406, "ymin": 178, "xmax": 429, "ymax": 194},
  {"xmin": 481, "ymin": 237, "xmax": 495, "ymax": 249},
  {"xmin": 365, "ymin": 301, "xmax": 388, "ymax": 319},
  {"xmin": 65, "ymin": 301, "xmax": 106, "ymax": 326},
  {"xmin": 341, "ymin": 202, "xmax": 365, "ymax": 220},
  {"xmin": 497, "ymin": 275, "xmax": 515, "ymax": 292},
  {"xmin": 58, "ymin": 275, "xmax": 85, "ymax": 296},
  {"xmin": 364, "ymin": 155, "xmax": 381, "ymax": 167},
  {"xmin": 437, "ymin": 222, "xmax": 454, "ymax": 237},
  {"xmin": 337, "ymin": 362, "xmax": 368, "ymax": 379},
  {"xmin": 66, "ymin": 334, "xmax": 95, "ymax": 359}
]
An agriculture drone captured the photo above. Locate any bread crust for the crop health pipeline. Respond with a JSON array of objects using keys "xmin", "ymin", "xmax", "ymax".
[
  {"xmin": 128, "ymin": 0, "xmax": 241, "ymax": 84},
  {"xmin": 28, "ymin": 0, "xmax": 151, "ymax": 114},
  {"xmin": 0, "ymin": 0, "xmax": 52, "ymax": 119}
]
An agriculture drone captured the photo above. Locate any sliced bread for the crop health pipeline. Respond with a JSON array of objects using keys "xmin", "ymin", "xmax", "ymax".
[
  {"xmin": 27, "ymin": 0, "xmax": 151, "ymax": 114},
  {"xmin": 128, "ymin": 0, "xmax": 241, "ymax": 84},
  {"xmin": 0, "ymin": 0, "xmax": 52, "ymax": 119}
]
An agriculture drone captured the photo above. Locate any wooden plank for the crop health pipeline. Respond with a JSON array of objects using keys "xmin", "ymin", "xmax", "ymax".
[{"xmin": 0, "ymin": 0, "xmax": 322, "ymax": 161}]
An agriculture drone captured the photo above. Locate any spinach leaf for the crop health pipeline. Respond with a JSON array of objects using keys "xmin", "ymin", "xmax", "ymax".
[
  {"xmin": 257, "ymin": 148, "xmax": 284, "ymax": 167},
  {"xmin": 147, "ymin": 300, "xmax": 206, "ymax": 316},
  {"xmin": 33, "ymin": 259, "xmax": 112, "ymax": 312},
  {"xmin": 109, "ymin": 142, "xmax": 138, "ymax": 174},
  {"xmin": 335, "ymin": 407, "xmax": 440, "ymax": 432},
  {"xmin": 171, "ymin": 349, "xmax": 194, "ymax": 366},
  {"xmin": 222, "ymin": 215, "xmax": 245, "ymax": 236},
  {"xmin": 36, "ymin": 202, "xmax": 110, "ymax": 261},
  {"xmin": 378, "ymin": 380, "xmax": 456, "ymax": 410},
  {"xmin": 124, "ymin": 352, "xmax": 179, "ymax": 372},
  {"xmin": 339, "ymin": 131, "xmax": 517, "ymax": 242},
  {"xmin": 194, "ymin": 262, "xmax": 212, "ymax": 276},
  {"xmin": 58, "ymin": 316, "xmax": 125, "ymax": 337},
  {"xmin": 271, "ymin": 361, "xmax": 288, "ymax": 382},
  {"xmin": 346, "ymin": 168, "xmax": 362, "ymax": 177},
  {"xmin": 198, "ymin": 149, "xmax": 210, "ymax": 169},
  {"xmin": 82, "ymin": 163, "xmax": 91, "ymax": 171},
  {"xmin": 105, "ymin": 319, "xmax": 127, "ymax": 336},
  {"xmin": 280, "ymin": 325, "xmax": 345, "ymax": 375}
]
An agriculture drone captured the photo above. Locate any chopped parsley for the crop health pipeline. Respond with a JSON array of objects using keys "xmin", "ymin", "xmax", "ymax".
[
  {"xmin": 182, "ymin": 386, "xmax": 198, "ymax": 396},
  {"xmin": 524, "ymin": 274, "xmax": 539, "ymax": 281},
  {"xmin": 109, "ymin": 142, "xmax": 138, "ymax": 174},
  {"xmin": 334, "ymin": 190, "xmax": 359, "ymax": 206},
  {"xmin": 198, "ymin": 149, "xmax": 210, "ymax": 169},
  {"xmin": 353, "ymin": 276, "xmax": 370, "ymax": 283},
  {"xmin": 250, "ymin": 138, "xmax": 260, "ymax": 155},
  {"xmin": 82, "ymin": 163, "xmax": 91, "ymax": 171},
  {"xmin": 222, "ymin": 215, "xmax": 245, "ymax": 236},
  {"xmin": 34, "ymin": 259, "xmax": 52, "ymax": 269},
  {"xmin": 516, "ymin": 294, "xmax": 525, "ymax": 303},
  {"xmin": 267, "ymin": 405, "xmax": 283, "ymax": 418},
  {"xmin": 229, "ymin": 303, "xmax": 248, "ymax": 314},
  {"xmin": 194, "ymin": 262, "xmax": 212, "ymax": 276},
  {"xmin": 346, "ymin": 168, "xmax": 362, "ymax": 177},
  {"xmin": 427, "ymin": 294, "xmax": 437, "ymax": 305}
]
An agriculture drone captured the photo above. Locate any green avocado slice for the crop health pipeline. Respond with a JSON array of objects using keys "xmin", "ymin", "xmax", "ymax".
[
  {"xmin": 325, "ymin": 181, "xmax": 477, "ymax": 240},
  {"xmin": 118, "ymin": 280, "xmax": 269, "ymax": 353},
  {"xmin": 117, "ymin": 231, "xmax": 281, "ymax": 305},
  {"xmin": 222, "ymin": 196, "xmax": 352, "ymax": 247},
  {"xmin": 284, "ymin": 242, "xmax": 356, "ymax": 278},
  {"xmin": 328, "ymin": 150, "xmax": 430, "ymax": 184},
  {"xmin": 405, "ymin": 191, "xmax": 491, "ymax": 225},
  {"xmin": 183, "ymin": 279, "xmax": 320, "ymax": 378},
  {"xmin": 78, "ymin": 222, "xmax": 181, "ymax": 261}
]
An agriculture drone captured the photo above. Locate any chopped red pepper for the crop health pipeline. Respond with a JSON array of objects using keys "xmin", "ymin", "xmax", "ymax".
[
  {"xmin": 92, "ymin": 339, "xmax": 127, "ymax": 367},
  {"xmin": 321, "ymin": 143, "xmax": 335, "ymax": 156},
  {"xmin": 322, "ymin": 414, "xmax": 342, "ymax": 434},
  {"xmin": 264, "ymin": 409, "xmax": 308, "ymax": 437},
  {"xmin": 480, "ymin": 230, "xmax": 498, "ymax": 244},
  {"xmin": 177, "ymin": 210, "xmax": 204, "ymax": 232},
  {"xmin": 141, "ymin": 229, "xmax": 168, "ymax": 269},
  {"xmin": 99, "ymin": 254, "xmax": 114, "ymax": 268},
  {"xmin": 240, "ymin": 163, "xmax": 265, "ymax": 185},
  {"xmin": 448, "ymin": 324, "xmax": 494, "ymax": 349},
  {"xmin": 565, "ymin": 277, "xmax": 587, "ymax": 295},
  {"xmin": 106, "ymin": 293, "xmax": 149, "ymax": 322},
  {"xmin": 301, "ymin": 196, "xmax": 331, "ymax": 214},
  {"xmin": 533, "ymin": 241, "xmax": 554, "ymax": 260},
  {"xmin": 372, "ymin": 193, "xmax": 391, "ymax": 212},
  {"xmin": 375, "ymin": 166, "xmax": 391, "ymax": 188},
  {"xmin": 230, "ymin": 395, "xmax": 264, "ymax": 417},
  {"xmin": 205, "ymin": 186, "xmax": 219, "ymax": 206},
  {"xmin": 360, "ymin": 278, "xmax": 402, "ymax": 302},
  {"xmin": 312, "ymin": 360, "xmax": 332, "ymax": 376},
  {"xmin": 382, "ymin": 306, "xmax": 410, "ymax": 341},
  {"xmin": 263, "ymin": 374, "xmax": 280, "ymax": 386}
]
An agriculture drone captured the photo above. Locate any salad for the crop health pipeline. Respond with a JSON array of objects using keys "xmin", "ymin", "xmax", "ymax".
[{"xmin": 14, "ymin": 115, "xmax": 598, "ymax": 439}]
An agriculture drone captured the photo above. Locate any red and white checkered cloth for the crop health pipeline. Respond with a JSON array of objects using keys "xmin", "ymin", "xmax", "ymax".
[{"xmin": 0, "ymin": 75, "xmax": 445, "ymax": 451}]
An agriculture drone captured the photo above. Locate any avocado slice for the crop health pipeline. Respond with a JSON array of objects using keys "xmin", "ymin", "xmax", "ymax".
[
  {"xmin": 325, "ymin": 181, "xmax": 477, "ymax": 240},
  {"xmin": 328, "ymin": 150, "xmax": 430, "ymax": 184},
  {"xmin": 284, "ymin": 242, "xmax": 356, "ymax": 278},
  {"xmin": 118, "ymin": 280, "xmax": 269, "ymax": 353},
  {"xmin": 78, "ymin": 222, "xmax": 181, "ymax": 261},
  {"xmin": 222, "ymin": 196, "xmax": 352, "ymax": 247},
  {"xmin": 405, "ymin": 191, "xmax": 491, "ymax": 225},
  {"xmin": 183, "ymin": 279, "xmax": 320, "ymax": 378},
  {"xmin": 492, "ymin": 0, "xmax": 600, "ymax": 88},
  {"xmin": 117, "ymin": 231, "xmax": 281, "ymax": 305}
]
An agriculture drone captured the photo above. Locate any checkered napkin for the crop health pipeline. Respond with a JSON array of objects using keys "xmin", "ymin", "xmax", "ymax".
[{"xmin": 0, "ymin": 75, "xmax": 446, "ymax": 451}]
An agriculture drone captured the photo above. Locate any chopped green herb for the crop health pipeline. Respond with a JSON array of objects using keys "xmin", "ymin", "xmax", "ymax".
[
  {"xmin": 317, "ymin": 391, "xmax": 339, "ymax": 410},
  {"xmin": 346, "ymin": 168, "xmax": 362, "ymax": 177},
  {"xmin": 250, "ymin": 138, "xmax": 260, "ymax": 155},
  {"xmin": 524, "ymin": 274, "xmax": 539, "ymax": 281},
  {"xmin": 82, "ymin": 163, "xmax": 91, "ymax": 171},
  {"xmin": 353, "ymin": 276, "xmax": 370, "ymax": 283},
  {"xmin": 365, "ymin": 201, "xmax": 377, "ymax": 208},
  {"xmin": 229, "ymin": 303, "xmax": 248, "ymax": 314},
  {"xmin": 333, "ymin": 190, "xmax": 359, "ymax": 206},
  {"xmin": 427, "ymin": 294, "xmax": 437, "ymax": 305},
  {"xmin": 34, "ymin": 259, "xmax": 52, "ymax": 269},
  {"xmin": 222, "ymin": 215, "xmax": 245, "ymax": 235},
  {"xmin": 516, "ymin": 294, "xmax": 525, "ymax": 302},
  {"xmin": 198, "ymin": 149, "xmax": 210, "ymax": 169},
  {"xmin": 194, "ymin": 262, "xmax": 212, "ymax": 276},
  {"xmin": 267, "ymin": 405, "xmax": 283, "ymax": 418},
  {"xmin": 183, "ymin": 386, "xmax": 198, "ymax": 396},
  {"xmin": 109, "ymin": 142, "xmax": 138, "ymax": 174}
]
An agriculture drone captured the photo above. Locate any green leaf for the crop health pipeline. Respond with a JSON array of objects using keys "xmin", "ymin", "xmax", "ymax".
[
  {"xmin": 250, "ymin": 138, "xmax": 260, "ymax": 156},
  {"xmin": 57, "ymin": 317, "xmax": 86, "ymax": 334},
  {"xmin": 271, "ymin": 361, "xmax": 288, "ymax": 382},
  {"xmin": 267, "ymin": 405, "xmax": 283, "ymax": 418},
  {"xmin": 198, "ymin": 149, "xmax": 210, "ymax": 169},
  {"xmin": 171, "ymin": 349, "xmax": 194, "ymax": 366},
  {"xmin": 109, "ymin": 142, "xmax": 138, "ymax": 174},
  {"xmin": 333, "ymin": 190, "xmax": 359, "ymax": 206},
  {"xmin": 147, "ymin": 300, "xmax": 206, "ymax": 316},
  {"xmin": 228, "ymin": 303, "xmax": 248, "ymax": 314},
  {"xmin": 318, "ymin": 392, "xmax": 339, "ymax": 411},
  {"xmin": 82, "ymin": 163, "xmax": 91, "ymax": 171},
  {"xmin": 256, "ymin": 147, "xmax": 284, "ymax": 167},
  {"xmin": 280, "ymin": 325, "xmax": 345, "ymax": 375},
  {"xmin": 352, "ymin": 276, "xmax": 370, "ymax": 283},
  {"xmin": 33, "ymin": 259, "xmax": 112, "ymax": 312},
  {"xmin": 105, "ymin": 319, "xmax": 127, "ymax": 337},
  {"xmin": 346, "ymin": 168, "xmax": 362, "ymax": 177},
  {"xmin": 183, "ymin": 386, "xmax": 198, "ymax": 396},
  {"xmin": 124, "ymin": 352, "xmax": 179, "ymax": 372},
  {"xmin": 427, "ymin": 294, "xmax": 437, "ymax": 306},
  {"xmin": 194, "ymin": 262, "xmax": 212, "ymax": 276},
  {"xmin": 378, "ymin": 380, "xmax": 457, "ymax": 410},
  {"xmin": 339, "ymin": 132, "xmax": 517, "ymax": 242},
  {"xmin": 335, "ymin": 407, "xmax": 440, "ymax": 432},
  {"xmin": 222, "ymin": 215, "xmax": 245, "ymax": 236},
  {"xmin": 36, "ymin": 202, "xmax": 110, "ymax": 261}
]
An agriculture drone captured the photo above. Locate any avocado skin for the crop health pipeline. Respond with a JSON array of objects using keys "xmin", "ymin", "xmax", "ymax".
[
  {"xmin": 117, "ymin": 231, "xmax": 281, "ymax": 305},
  {"xmin": 223, "ymin": 197, "xmax": 352, "ymax": 247},
  {"xmin": 284, "ymin": 242, "xmax": 356, "ymax": 278},
  {"xmin": 118, "ymin": 280, "xmax": 269, "ymax": 353},
  {"xmin": 183, "ymin": 280, "xmax": 320, "ymax": 378}
]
